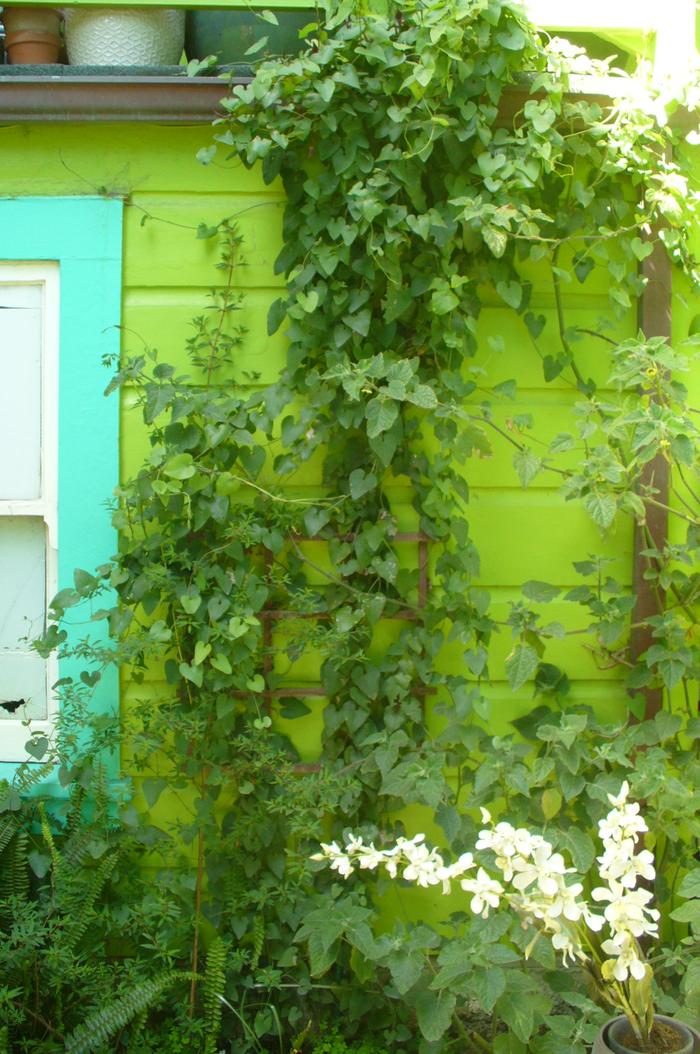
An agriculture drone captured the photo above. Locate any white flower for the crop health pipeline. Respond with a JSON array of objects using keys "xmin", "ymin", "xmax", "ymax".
[
  {"xmin": 436, "ymin": 852, "xmax": 475, "ymax": 894},
  {"xmin": 550, "ymin": 924, "xmax": 584, "ymax": 966},
  {"xmin": 583, "ymin": 908, "xmax": 605, "ymax": 932},
  {"xmin": 311, "ymin": 784, "xmax": 658, "ymax": 1004},
  {"xmin": 476, "ymin": 822, "xmax": 546, "ymax": 881},
  {"xmin": 401, "ymin": 842, "xmax": 445, "ymax": 888},
  {"xmin": 461, "ymin": 867, "xmax": 503, "ymax": 918},
  {"xmin": 552, "ymin": 880, "xmax": 587, "ymax": 922},
  {"xmin": 607, "ymin": 781, "xmax": 630, "ymax": 808},
  {"xmin": 385, "ymin": 855, "xmax": 400, "ymax": 879},
  {"xmin": 311, "ymin": 841, "xmax": 355, "ymax": 877},
  {"xmin": 331, "ymin": 854, "xmax": 354, "ymax": 878},
  {"xmin": 384, "ymin": 834, "xmax": 424, "ymax": 878},
  {"xmin": 591, "ymin": 882, "xmax": 660, "ymax": 939},
  {"xmin": 356, "ymin": 844, "xmax": 389, "ymax": 871},
  {"xmin": 598, "ymin": 802, "xmax": 647, "ymax": 846},
  {"xmin": 394, "ymin": 834, "xmax": 426, "ymax": 853},
  {"xmin": 476, "ymin": 822, "xmax": 546, "ymax": 860},
  {"xmin": 511, "ymin": 845, "xmax": 570, "ymax": 896},
  {"xmin": 598, "ymin": 841, "xmax": 655, "ymax": 889},
  {"xmin": 601, "ymin": 934, "xmax": 648, "ymax": 982},
  {"xmin": 346, "ymin": 833, "xmax": 366, "ymax": 853}
]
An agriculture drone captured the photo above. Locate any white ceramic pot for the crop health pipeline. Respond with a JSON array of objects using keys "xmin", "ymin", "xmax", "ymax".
[
  {"xmin": 64, "ymin": 7, "xmax": 184, "ymax": 66},
  {"xmin": 592, "ymin": 1015, "xmax": 700, "ymax": 1054}
]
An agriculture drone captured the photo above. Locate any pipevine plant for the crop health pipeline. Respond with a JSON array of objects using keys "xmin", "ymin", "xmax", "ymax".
[
  {"xmin": 204, "ymin": 0, "xmax": 700, "ymax": 1046},
  {"xmin": 6, "ymin": 0, "xmax": 700, "ymax": 1050}
]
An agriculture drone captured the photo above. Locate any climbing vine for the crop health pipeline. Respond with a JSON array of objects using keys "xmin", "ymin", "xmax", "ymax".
[
  {"xmin": 4, "ymin": 0, "xmax": 700, "ymax": 1051},
  {"xmin": 209, "ymin": 0, "xmax": 699, "ymax": 817}
]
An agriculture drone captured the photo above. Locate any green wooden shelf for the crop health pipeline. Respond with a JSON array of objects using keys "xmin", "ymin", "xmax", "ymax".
[
  {"xmin": 0, "ymin": 72, "xmax": 247, "ymax": 121},
  {"xmin": 0, "ymin": 74, "xmax": 689, "ymax": 127}
]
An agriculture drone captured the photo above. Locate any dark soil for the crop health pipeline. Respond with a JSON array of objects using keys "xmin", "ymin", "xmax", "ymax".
[{"xmin": 613, "ymin": 1020, "xmax": 689, "ymax": 1053}]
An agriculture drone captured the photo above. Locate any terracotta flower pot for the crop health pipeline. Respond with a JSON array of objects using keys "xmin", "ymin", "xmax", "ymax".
[
  {"xmin": 2, "ymin": 7, "xmax": 61, "ymax": 64},
  {"xmin": 592, "ymin": 1015, "xmax": 700, "ymax": 1054}
]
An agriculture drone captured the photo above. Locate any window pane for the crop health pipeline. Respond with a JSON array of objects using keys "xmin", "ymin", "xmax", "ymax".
[
  {"xmin": 0, "ymin": 518, "xmax": 47, "ymax": 721},
  {"xmin": 0, "ymin": 283, "xmax": 42, "ymax": 500}
]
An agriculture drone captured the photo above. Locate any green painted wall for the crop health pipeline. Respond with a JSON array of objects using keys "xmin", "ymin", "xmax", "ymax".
[{"xmin": 0, "ymin": 121, "xmax": 647, "ymax": 789}]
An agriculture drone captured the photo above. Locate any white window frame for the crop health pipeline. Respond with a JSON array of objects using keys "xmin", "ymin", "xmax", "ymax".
[{"xmin": 0, "ymin": 262, "xmax": 59, "ymax": 763}]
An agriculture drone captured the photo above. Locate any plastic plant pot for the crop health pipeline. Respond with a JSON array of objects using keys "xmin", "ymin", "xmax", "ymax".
[
  {"xmin": 184, "ymin": 7, "xmax": 311, "ymax": 67},
  {"xmin": 592, "ymin": 1016, "xmax": 700, "ymax": 1054}
]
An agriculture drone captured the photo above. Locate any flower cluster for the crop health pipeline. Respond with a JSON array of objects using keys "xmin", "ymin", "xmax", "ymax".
[
  {"xmin": 592, "ymin": 782, "xmax": 659, "ymax": 984},
  {"xmin": 313, "ymin": 783, "xmax": 658, "ymax": 1033},
  {"xmin": 472, "ymin": 809, "xmax": 603, "ymax": 967}
]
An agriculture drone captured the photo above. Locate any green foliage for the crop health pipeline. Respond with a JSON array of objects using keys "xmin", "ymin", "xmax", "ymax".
[
  {"xmin": 310, "ymin": 1027, "xmax": 390, "ymax": 1054},
  {"xmin": 210, "ymin": 0, "xmax": 699, "ymax": 1047},
  {"xmin": 203, "ymin": 937, "xmax": 227, "ymax": 1054},
  {"xmin": 7, "ymin": 0, "xmax": 700, "ymax": 1051},
  {"xmin": 64, "ymin": 972, "xmax": 193, "ymax": 1054}
]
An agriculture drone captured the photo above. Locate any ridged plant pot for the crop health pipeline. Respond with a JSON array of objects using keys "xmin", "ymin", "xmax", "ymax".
[
  {"xmin": 185, "ymin": 7, "xmax": 311, "ymax": 66},
  {"xmin": 592, "ymin": 1016, "xmax": 700, "ymax": 1054},
  {"xmin": 64, "ymin": 8, "xmax": 184, "ymax": 66},
  {"xmin": 2, "ymin": 7, "xmax": 61, "ymax": 64}
]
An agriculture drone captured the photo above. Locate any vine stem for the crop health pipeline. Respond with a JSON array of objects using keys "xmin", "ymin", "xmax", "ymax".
[
  {"xmin": 551, "ymin": 246, "xmax": 588, "ymax": 391},
  {"xmin": 643, "ymin": 495, "xmax": 699, "ymax": 527},
  {"xmin": 205, "ymin": 224, "xmax": 238, "ymax": 387},
  {"xmin": 229, "ymin": 473, "xmax": 343, "ymax": 506},
  {"xmin": 190, "ymin": 821, "xmax": 206, "ymax": 1014}
]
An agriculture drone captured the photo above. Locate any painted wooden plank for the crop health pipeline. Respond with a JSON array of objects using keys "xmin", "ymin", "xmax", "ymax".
[
  {"xmin": 0, "ymin": 125, "xmax": 273, "ymax": 197},
  {"xmin": 475, "ymin": 306, "xmax": 635, "ymax": 390},
  {"xmin": 0, "ymin": 283, "xmax": 42, "ymax": 499},
  {"xmin": 0, "ymin": 518, "xmax": 45, "ymax": 647},
  {"xmin": 122, "ymin": 286, "xmax": 287, "ymax": 384},
  {"xmin": 201, "ymin": 495, "xmax": 631, "ymax": 591},
  {"xmin": 123, "ymin": 196, "xmax": 285, "ymax": 288},
  {"xmin": 0, "ymin": 652, "xmax": 48, "ymax": 723},
  {"xmin": 0, "ymin": 518, "xmax": 47, "ymax": 722},
  {"xmin": 471, "ymin": 490, "xmax": 632, "ymax": 585}
]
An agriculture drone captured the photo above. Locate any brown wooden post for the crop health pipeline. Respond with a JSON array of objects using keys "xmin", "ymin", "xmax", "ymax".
[{"xmin": 630, "ymin": 231, "xmax": 672, "ymax": 718}]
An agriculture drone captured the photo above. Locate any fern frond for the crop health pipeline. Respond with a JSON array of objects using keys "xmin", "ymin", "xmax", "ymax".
[
  {"xmin": 60, "ymin": 851, "xmax": 117, "ymax": 952},
  {"xmin": 66, "ymin": 783, "xmax": 87, "ymax": 835},
  {"xmin": 203, "ymin": 937, "xmax": 227, "ymax": 1054},
  {"xmin": 60, "ymin": 851, "xmax": 118, "ymax": 951},
  {"xmin": 250, "ymin": 912, "xmax": 265, "ymax": 971},
  {"xmin": 222, "ymin": 864, "xmax": 245, "ymax": 929},
  {"xmin": 3, "ymin": 831, "xmax": 29, "ymax": 900},
  {"xmin": 60, "ymin": 828, "xmax": 108, "ymax": 875},
  {"xmin": 38, "ymin": 802, "xmax": 60, "ymax": 876},
  {"xmin": 13, "ymin": 760, "xmax": 53, "ymax": 794},
  {"xmin": 124, "ymin": 1007, "xmax": 148, "ymax": 1054},
  {"xmin": 0, "ymin": 815, "xmax": 19, "ymax": 856},
  {"xmin": 64, "ymin": 971, "xmax": 195, "ymax": 1054}
]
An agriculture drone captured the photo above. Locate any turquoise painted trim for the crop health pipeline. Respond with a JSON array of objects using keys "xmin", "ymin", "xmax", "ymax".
[{"xmin": 0, "ymin": 196, "xmax": 122, "ymax": 789}]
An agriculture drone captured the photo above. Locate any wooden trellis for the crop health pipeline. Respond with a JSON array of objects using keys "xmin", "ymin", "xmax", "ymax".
[{"xmin": 231, "ymin": 532, "xmax": 434, "ymax": 714}]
